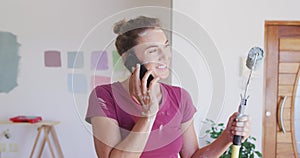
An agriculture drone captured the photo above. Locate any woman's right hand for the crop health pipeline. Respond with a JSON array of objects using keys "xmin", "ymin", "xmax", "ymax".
[{"xmin": 129, "ymin": 64, "xmax": 160, "ymax": 117}]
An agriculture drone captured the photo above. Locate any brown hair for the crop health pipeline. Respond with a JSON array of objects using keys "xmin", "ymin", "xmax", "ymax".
[{"xmin": 113, "ymin": 16, "xmax": 161, "ymax": 56}]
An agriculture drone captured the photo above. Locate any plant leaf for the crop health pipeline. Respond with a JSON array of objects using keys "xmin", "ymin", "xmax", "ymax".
[{"xmin": 255, "ymin": 151, "xmax": 262, "ymax": 157}]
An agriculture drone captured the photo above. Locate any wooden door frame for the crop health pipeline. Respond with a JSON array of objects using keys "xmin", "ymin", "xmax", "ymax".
[{"xmin": 263, "ymin": 21, "xmax": 300, "ymax": 158}]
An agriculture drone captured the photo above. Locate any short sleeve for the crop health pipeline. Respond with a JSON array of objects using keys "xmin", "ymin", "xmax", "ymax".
[
  {"xmin": 179, "ymin": 88, "xmax": 197, "ymax": 123},
  {"xmin": 85, "ymin": 85, "xmax": 117, "ymax": 124}
]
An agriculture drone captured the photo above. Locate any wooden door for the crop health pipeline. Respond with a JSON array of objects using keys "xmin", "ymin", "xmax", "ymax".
[{"xmin": 263, "ymin": 21, "xmax": 300, "ymax": 158}]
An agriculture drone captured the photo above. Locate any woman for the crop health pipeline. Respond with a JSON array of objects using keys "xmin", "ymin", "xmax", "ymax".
[{"xmin": 86, "ymin": 16, "xmax": 250, "ymax": 158}]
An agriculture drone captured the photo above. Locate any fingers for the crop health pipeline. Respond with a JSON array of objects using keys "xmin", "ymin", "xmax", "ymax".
[
  {"xmin": 236, "ymin": 114, "xmax": 249, "ymax": 121},
  {"xmin": 129, "ymin": 64, "xmax": 160, "ymax": 117},
  {"xmin": 231, "ymin": 124, "xmax": 249, "ymax": 136},
  {"xmin": 129, "ymin": 64, "xmax": 143, "ymax": 104},
  {"xmin": 231, "ymin": 115, "xmax": 251, "ymax": 140},
  {"xmin": 129, "ymin": 64, "xmax": 158, "ymax": 102},
  {"xmin": 133, "ymin": 64, "xmax": 141, "ymax": 94}
]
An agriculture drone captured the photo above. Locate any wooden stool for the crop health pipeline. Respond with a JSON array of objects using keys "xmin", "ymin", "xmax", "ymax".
[{"xmin": 30, "ymin": 122, "xmax": 63, "ymax": 158}]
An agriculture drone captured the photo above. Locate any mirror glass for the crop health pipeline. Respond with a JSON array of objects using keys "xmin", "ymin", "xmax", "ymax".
[{"xmin": 294, "ymin": 68, "xmax": 300, "ymax": 157}]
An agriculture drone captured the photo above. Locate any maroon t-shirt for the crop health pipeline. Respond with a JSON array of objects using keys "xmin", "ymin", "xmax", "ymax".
[{"xmin": 86, "ymin": 82, "xmax": 197, "ymax": 158}]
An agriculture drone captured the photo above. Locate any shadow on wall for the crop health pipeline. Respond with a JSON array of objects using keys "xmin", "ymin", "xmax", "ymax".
[{"xmin": 0, "ymin": 31, "xmax": 20, "ymax": 93}]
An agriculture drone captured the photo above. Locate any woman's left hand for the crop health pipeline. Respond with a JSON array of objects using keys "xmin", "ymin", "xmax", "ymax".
[{"xmin": 224, "ymin": 112, "xmax": 251, "ymax": 143}]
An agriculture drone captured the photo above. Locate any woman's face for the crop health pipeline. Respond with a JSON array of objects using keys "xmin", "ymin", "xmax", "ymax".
[{"xmin": 133, "ymin": 28, "xmax": 171, "ymax": 79}]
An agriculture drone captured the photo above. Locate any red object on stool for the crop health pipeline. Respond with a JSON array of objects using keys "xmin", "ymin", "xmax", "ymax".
[{"xmin": 10, "ymin": 116, "xmax": 42, "ymax": 123}]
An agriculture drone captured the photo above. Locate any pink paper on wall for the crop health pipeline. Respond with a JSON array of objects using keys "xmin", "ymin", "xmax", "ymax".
[
  {"xmin": 90, "ymin": 75, "xmax": 111, "ymax": 89},
  {"xmin": 44, "ymin": 50, "xmax": 61, "ymax": 67}
]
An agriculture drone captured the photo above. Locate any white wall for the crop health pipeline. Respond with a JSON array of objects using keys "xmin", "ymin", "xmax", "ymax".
[
  {"xmin": 173, "ymin": 0, "xmax": 300, "ymax": 153},
  {"xmin": 0, "ymin": 1, "xmax": 171, "ymax": 158}
]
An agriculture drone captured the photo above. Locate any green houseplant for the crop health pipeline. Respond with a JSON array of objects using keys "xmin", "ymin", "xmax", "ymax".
[{"xmin": 204, "ymin": 119, "xmax": 262, "ymax": 158}]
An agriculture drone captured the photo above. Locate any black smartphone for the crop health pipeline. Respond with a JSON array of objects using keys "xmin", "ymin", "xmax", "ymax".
[{"xmin": 124, "ymin": 53, "xmax": 154, "ymax": 88}]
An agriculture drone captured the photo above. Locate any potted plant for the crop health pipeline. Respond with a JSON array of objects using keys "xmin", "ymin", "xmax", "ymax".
[{"xmin": 204, "ymin": 119, "xmax": 262, "ymax": 158}]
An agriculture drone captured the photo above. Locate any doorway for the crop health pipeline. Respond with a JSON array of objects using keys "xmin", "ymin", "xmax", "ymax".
[{"xmin": 263, "ymin": 21, "xmax": 300, "ymax": 158}]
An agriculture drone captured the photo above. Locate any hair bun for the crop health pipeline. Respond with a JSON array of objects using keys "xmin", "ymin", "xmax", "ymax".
[{"xmin": 113, "ymin": 19, "xmax": 126, "ymax": 35}]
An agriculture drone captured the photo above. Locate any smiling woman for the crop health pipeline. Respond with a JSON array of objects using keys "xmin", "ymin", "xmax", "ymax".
[
  {"xmin": 129, "ymin": 30, "xmax": 171, "ymax": 79},
  {"xmin": 85, "ymin": 16, "xmax": 251, "ymax": 158}
]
